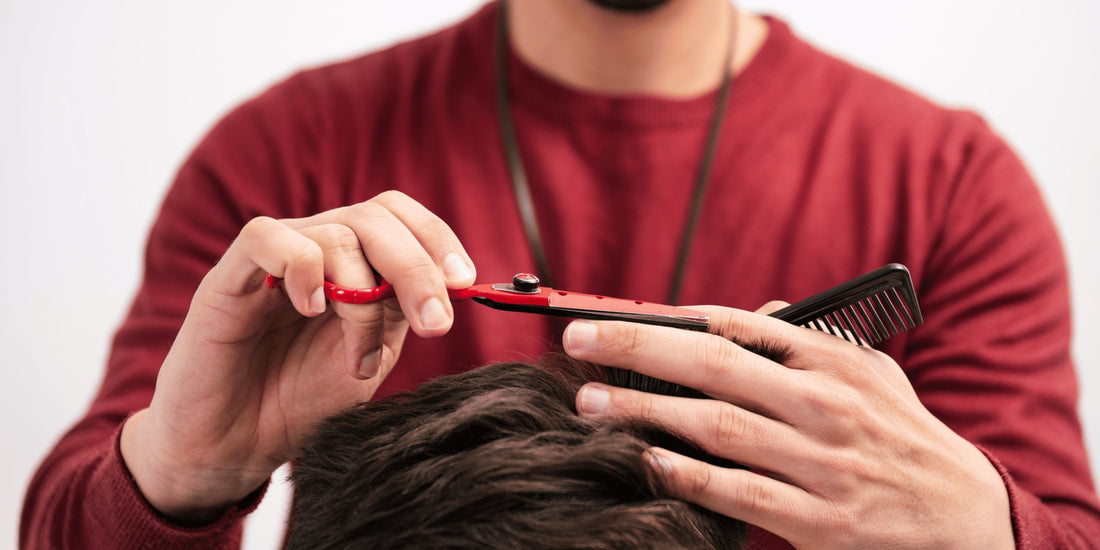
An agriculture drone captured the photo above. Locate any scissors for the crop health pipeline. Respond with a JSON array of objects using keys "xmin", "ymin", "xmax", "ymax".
[{"xmin": 266, "ymin": 272, "xmax": 709, "ymax": 331}]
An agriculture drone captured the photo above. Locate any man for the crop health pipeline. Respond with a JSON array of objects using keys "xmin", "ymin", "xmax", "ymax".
[
  {"xmin": 288, "ymin": 359, "xmax": 748, "ymax": 550},
  {"xmin": 22, "ymin": 0, "xmax": 1100, "ymax": 548}
]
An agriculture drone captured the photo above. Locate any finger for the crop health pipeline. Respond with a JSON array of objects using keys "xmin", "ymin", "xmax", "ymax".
[
  {"xmin": 691, "ymin": 306, "xmax": 919, "ymax": 425},
  {"xmin": 756, "ymin": 299, "xmax": 869, "ymax": 343},
  {"xmin": 336, "ymin": 201, "xmax": 454, "ymax": 337},
  {"xmin": 757, "ymin": 299, "xmax": 855, "ymax": 347},
  {"xmin": 372, "ymin": 299, "xmax": 411, "ymax": 382},
  {"xmin": 767, "ymin": 305, "xmax": 859, "ymax": 344},
  {"xmin": 577, "ymin": 383, "xmax": 816, "ymax": 481},
  {"xmin": 700, "ymin": 303, "xmax": 910, "ymax": 398},
  {"xmin": 296, "ymin": 224, "xmax": 390, "ymax": 379},
  {"xmin": 646, "ymin": 447, "xmax": 818, "ymax": 544},
  {"xmin": 693, "ymin": 305, "xmax": 818, "ymax": 362},
  {"xmin": 370, "ymin": 191, "xmax": 477, "ymax": 286},
  {"xmin": 284, "ymin": 191, "xmax": 477, "ymax": 287},
  {"xmin": 692, "ymin": 304, "xmax": 881, "ymax": 374},
  {"xmin": 563, "ymin": 319, "xmax": 799, "ymax": 417},
  {"xmin": 754, "ymin": 300, "xmax": 790, "ymax": 316},
  {"xmin": 212, "ymin": 216, "xmax": 326, "ymax": 318}
]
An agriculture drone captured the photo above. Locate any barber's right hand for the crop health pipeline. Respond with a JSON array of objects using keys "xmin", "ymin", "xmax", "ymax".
[{"xmin": 120, "ymin": 191, "xmax": 476, "ymax": 522}]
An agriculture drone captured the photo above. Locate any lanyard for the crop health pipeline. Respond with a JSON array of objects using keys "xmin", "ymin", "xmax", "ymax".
[{"xmin": 493, "ymin": 0, "xmax": 735, "ymax": 305}]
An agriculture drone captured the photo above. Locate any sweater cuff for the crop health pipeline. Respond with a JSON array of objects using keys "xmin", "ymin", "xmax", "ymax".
[
  {"xmin": 978, "ymin": 445, "xmax": 1058, "ymax": 550},
  {"xmin": 90, "ymin": 422, "xmax": 268, "ymax": 549}
]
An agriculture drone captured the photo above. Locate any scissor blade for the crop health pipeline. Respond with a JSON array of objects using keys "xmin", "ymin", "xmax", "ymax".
[
  {"xmin": 553, "ymin": 306, "xmax": 710, "ymax": 331},
  {"xmin": 548, "ymin": 291, "xmax": 705, "ymax": 321},
  {"xmin": 469, "ymin": 288, "xmax": 710, "ymax": 331},
  {"xmin": 270, "ymin": 276, "xmax": 710, "ymax": 330}
]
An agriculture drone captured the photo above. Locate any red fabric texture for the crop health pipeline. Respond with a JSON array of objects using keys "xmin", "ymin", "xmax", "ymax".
[{"xmin": 22, "ymin": 3, "xmax": 1099, "ymax": 548}]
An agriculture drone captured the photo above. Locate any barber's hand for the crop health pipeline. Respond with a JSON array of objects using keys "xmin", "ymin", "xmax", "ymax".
[
  {"xmin": 564, "ymin": 304, "xmax": 1014, "ymax": 550},
  {"xmin": 120, "ymin": 191, "xmax": 476, "ymax": 521}
]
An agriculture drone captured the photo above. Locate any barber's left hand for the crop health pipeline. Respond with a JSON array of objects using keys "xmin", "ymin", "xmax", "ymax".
[{"xmin": 563, "ymin": 304, "xmax": 1014, "ymax": 550}]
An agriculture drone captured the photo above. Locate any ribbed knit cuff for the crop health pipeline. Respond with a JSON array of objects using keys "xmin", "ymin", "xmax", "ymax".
[
  {"xmin": 86, "ymin": 422, "xmax": 268, "ymax": 549},
  {"xmin": 978, "ymin": 445, "xmax": 1061, "ymax": 550}
]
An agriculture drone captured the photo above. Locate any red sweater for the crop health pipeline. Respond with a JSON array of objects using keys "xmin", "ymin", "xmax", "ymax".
[{"xmin": 22, "ymin": 3, "xmax": 1100, "ymax": 548}]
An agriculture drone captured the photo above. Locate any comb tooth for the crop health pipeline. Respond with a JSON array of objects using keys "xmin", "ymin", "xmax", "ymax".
[
  {"xmin": 889, "ymin": 286, "xmax": 918, "ymax": 328},
  {"xmin": 824, "ymin": 313, "xmax": 849, "ymax": 341},
  {"xmin": 847, "ymin": 304, "xmax": 879, "ymax": 345},
  {"xmin": 882, "ymin": 289, "xmax": 911, "ymax": 330},
  {"xmin": 818, "ymin": 316, "xmax": 840, "ymax": 338},
  {"xmin": 827, "ymin": 314, "xmax": 849, "ymax": 338},
  {"xmin": 861, "ymin": 298, "xmax": 891, "ymax": 342},
  {"xmin": 852, "ymin": 302, "xmax": 879, "ymax": 343},
  {"xmin": 831, "ymin": 311, "xmax": 851, "ymax": 341},
  {"xmin": 838, "ymin": 308, "xmax": 866, "ymax": 346},
  {"xmin": 862, "ymin": 299, "xmax": 888, "ymax": 336},
  {"xmin": 809, "ymin": 319, "xmax": 824, "ymax": 333},
  {"xmin": 836, "ymin": 305, "xmax": 862, "ymax": 343},
  {"xmin": 862, "ymin": 301, "xmax": 888, "ymax": 343},
  {"xmin": 842, "ymin": 308, "xmax": 868, "ymax": 346},
  {"xmin": 874, "ymin": 294, "xmax": 900, "ymax": 335}
]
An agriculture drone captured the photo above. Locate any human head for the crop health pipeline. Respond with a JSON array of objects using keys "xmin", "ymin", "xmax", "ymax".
[{"xmin": 288, "ymin": 359, "xmax": 747, "ymax": 549}]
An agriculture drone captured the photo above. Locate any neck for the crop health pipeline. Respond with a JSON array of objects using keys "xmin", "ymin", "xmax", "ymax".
[{"xmin": 507, "ymin": 0, "xmax": 768, "ymax": 97}]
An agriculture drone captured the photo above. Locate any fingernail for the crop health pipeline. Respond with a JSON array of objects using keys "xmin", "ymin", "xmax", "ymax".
[
  {"xmin": 420, "ymin": 298, "xmax": 449, "ymax": 331},
  {"xmin": 442, "ymin": 253, "xmax": 473, "ymax": 282},
  {"xmin": 647, "ymin": 450, "xmax": 672, "ymax": 475},
  {"xmin": 359, "ymin": 350, "xmax": 381, "ymax": 379},
  {"xmin": 565, "ymin": 321, "xmax": 597, "ymax": 351},
  {"xmin": 577, "ymin": 384, "xmax": 610, "ymax": 415},
  {"xmin": 309, "ymin": 287, "xmax": 326, "ymax": 314}
]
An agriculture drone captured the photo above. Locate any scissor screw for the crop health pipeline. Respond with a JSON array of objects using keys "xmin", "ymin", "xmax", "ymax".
[{"xmin": 512, "ymin": 273, "xmax": 540, "ymax": 293}]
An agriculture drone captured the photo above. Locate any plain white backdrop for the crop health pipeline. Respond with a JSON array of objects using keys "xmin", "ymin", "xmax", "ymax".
[{"xmin": 2, "ymin": 1, "xmax": 1097, "ymax": 548}]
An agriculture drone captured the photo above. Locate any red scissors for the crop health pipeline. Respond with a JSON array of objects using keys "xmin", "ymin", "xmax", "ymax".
[{"xmin": 266, "ymin": 272, "xmax": 709, "ymax": 331}]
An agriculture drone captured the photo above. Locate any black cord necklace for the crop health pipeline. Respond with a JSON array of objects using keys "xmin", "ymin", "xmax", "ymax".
[{"xmin": 494, "ymin": 0, "xmax": 735, "ymax": 305}]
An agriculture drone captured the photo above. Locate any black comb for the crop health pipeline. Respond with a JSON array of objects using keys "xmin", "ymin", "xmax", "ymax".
[
  {"xmin": 606, "ymin": 263, "xmax": 923, "ymax": 396},
  {"xmin": 768, "ymin": 263, "xmax": 923, "ymax": 346}
]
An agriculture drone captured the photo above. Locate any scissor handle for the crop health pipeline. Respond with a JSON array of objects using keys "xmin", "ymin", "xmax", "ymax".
[
  {"xmin": 265, "ymin": 275, "xmax": 479, "ymax": 305},
  {"xmin": 265, "ymin": 274, "xmax": 397, "ymax": 304}
]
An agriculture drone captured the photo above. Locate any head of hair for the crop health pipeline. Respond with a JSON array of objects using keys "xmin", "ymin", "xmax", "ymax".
[{"xmin": 287, "ymin": 357, "xmax": 747, "ymax": 550}]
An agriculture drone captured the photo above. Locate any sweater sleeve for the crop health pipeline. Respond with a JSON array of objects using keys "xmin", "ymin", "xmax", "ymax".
[
  {"xmin": 907, "ymin": 117, "xmax": 1100, "ymax": 548},
  {"xmin": 20, "ymin": 72, "xmax": 324, "ymax": 549}
]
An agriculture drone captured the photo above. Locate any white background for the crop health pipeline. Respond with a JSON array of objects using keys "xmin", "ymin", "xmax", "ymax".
[{"xmin": 2, "ymin": 1, "xmax": 1097, "ymax": 548}]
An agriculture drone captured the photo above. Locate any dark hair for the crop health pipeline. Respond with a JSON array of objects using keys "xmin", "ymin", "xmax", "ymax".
[{"xmin": 287, "ymin": 359, "xmax": 747, "ymax": 550}]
